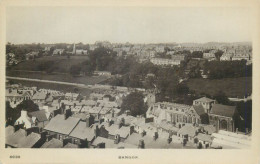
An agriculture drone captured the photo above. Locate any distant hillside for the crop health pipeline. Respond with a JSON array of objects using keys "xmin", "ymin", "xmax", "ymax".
[{"xmin": 180, "ymin": 42, "xmax": 252, "ymax": 47}]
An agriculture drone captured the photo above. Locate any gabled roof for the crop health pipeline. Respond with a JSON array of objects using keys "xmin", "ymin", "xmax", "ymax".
[
  {"xmin": 92, "ymin": 136, "xmax": 115, "ymax": 148},
  {"xmin": 5, "ymin": 89, "xmax": 22, "ymax": 97},
  {"xmin": 28, "ymin": 110, "xmax": 48, "ymax": 122},
  {"xmin": 32, "ymin": 92, "xmax": 47, "ymax": 100},
  {"xmin": 199, "ymin": 124, "xmax": 216, "ymax": 135},
  {"xmin": 69, "ymin": 121, "xmax": 95, "ymax": 141},
  {"xmin": 5, "ymin": 129, "xmax": 26, "ymax": 147},
  {"xmin": 19, "ymin": 132, "xmax": 41, "ymax": 148},
  {"xmin": 178, "ymin": 124, "xmax": 199, "ymax": 137},
  {"xmin": 41, "ymin": 138, "xmax": 63, "ymax": 148},
  {"xmin": 63, "ymin": 143, "xmax": 78, "ymax": 148},
  {"xmin": 43, "ymin": 114, "xmax": 80, "ymax": 135},
  {"xmin": 194, "ymin": 97, "xmax": 215, "ymax": 103},
  {"xmin": 196, "ymin": 133, "xmax": 212, "ymax": 142},
  {"xmin": 210, "ymin": 104, "xmax": 236, "ymax": 117},
  {"xmin": 5, "ymin": 125, "xmax": 15, "ymax": 137},
  {"xmin": 193, "ymin": 105, "xmax": 206, "ymax": 116}
]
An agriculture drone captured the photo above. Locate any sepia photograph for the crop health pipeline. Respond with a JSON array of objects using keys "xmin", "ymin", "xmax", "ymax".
[{"xmin": 0, "ymin": 0, "xmax": 260, "ymax": 163}]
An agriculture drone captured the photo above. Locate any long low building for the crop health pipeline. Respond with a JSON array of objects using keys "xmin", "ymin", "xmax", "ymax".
[
  {"xmin": 210, "ymin": 130, "xmax": 251, "ymax": 149},
  {"xmin": 150, "ymin": 58, "xmax": 181, "ymax": 66}
]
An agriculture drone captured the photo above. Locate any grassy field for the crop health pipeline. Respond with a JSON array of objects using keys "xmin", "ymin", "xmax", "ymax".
[
  {"xmin": 10, "ymin": 56, "xmax": 89, "ymax": 73},
  {"xmin": 186, "ymin": 77, "xmax": 252, "ymax": 98},
  {"xmin": 6, "ymin": 71, "xmax": 109, "ymax": 85}
]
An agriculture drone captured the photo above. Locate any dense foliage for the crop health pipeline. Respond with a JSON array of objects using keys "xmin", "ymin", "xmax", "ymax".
[
  {"xmin": 6, "ymin": 100, "xmax": 39, "ymax": 126},
  {"xmin": 121, "ymin": 92, "xmax": 148, "ymax": 116},
  {"xmin": 204, "ymin": 60, "xmax": 252, "ymax": 79}
]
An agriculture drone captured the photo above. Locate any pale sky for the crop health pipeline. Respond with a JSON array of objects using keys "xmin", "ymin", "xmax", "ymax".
[{"xmin": 6, "ymin": 7, "xmax": 252, "ymax": 44}]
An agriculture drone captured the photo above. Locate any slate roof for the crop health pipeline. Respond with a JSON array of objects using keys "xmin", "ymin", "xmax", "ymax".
[
  {"xmin": 69, "ymin": 121, "xmax": 95, "ymax": 141},
  {"xmin": 193, "ymin": 105, "xmax": 206, "ymax": 116},
  {"xmin": 5, "ymin": 125, "xmax": 15, "ymax": 137},
  {"xmin": 72, "ymin": 113, "xmax": 90, "ymax": 120},
  {"xmin": 200, "ymin": 124, "xmax": 216, "ymax": 135},
  {"xmin": 178, "ymin": 124, "xmax": 199, "ymax": 137},
  {"xmin": 210, "ymin": 104, "xmax": 236, "ymax": 117},
  {"xmin": 19, "ymin": 132, "xmax": 41, "ymax": 148},
  {"xmin": 32, "ymin": 92, "xmax": 47, "ymax": 100},
  {"xmin": 5, "ymin": 129, "xmax": 26, "ymax": 147},
  {"xmin": 5, "ymin": 89, "xmax": 22, "ymax": 97},
  {"xmin": 63, "ymin": 143, "xmax": 79, "ymax": 148},
  {"xmin": 195, "ymin": 97, "xmax": 215, "ymax": 103},
  {"xmin": 158, "ymin": 121, "xmax": 179, "ymax": 132},
  {"xmin": 43, "ymin": 114, "xmax": 80, "ymax": 135},
  {"xmin": 92, "ymin": 137, "xmax": 136, "ymax": 148},
  {"xmin": 99, "ymin": 107, "xmax": 112, "ymax": 115},
  {"xmin": 71, "ymin": 106, "xmax": 82, "ymax": 113},
  {"xmin": 124, "ymin": 133, "xmax": 177, "ymax": 149},
  {"xmin": 81, "ymin": 106, "xmax": 92, "ymax": 113},
  {"xmin": 28, "ymin": 110, "xmax": 48, "ymax": 122},
  {"xmin": 41, "ymin": 138, "xmax": 63, "ymax": 148},
  {"xmin": 196, "ymin": 133, "xmax": 212, "ymax": 142},
  {"xmin": 92, "ymin": 136, "xmax": 116, "ymax": 148}
]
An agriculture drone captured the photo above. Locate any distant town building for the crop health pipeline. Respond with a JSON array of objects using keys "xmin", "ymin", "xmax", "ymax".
[
  {"xmin": 52, "ymin": 49, "xmax": 64, "ymax": 55},
  {"xmin": 203, "ymin": 53, "xmax": 216, "ymax": 61},
  {"xmin": 25, "ymin": 51, "xmax": 39, "ymax": 60},
  {"xmin": 150, "ymin": 58, "xmax": 181, "ymax": 66},
  {"xmin": 220, "ymin": 53, "xmax": 234, "ymax": 61}
]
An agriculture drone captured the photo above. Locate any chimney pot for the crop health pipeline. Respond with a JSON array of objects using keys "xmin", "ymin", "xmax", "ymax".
[
  {"xmin": 153, "ymin": 132, "xmax": 158, "ymax": 141},
  {"xmin": 138, "ymin": 139, "xmax": 145, "ymax": 149}
]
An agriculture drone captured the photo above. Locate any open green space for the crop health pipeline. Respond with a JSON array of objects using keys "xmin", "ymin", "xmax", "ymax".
[
  {"xmin": 9, "ymin": 56, "xmax": 89, "ymax": 73},
  {"xmin": 186, "ymin": 77, "xmax": 252, "ymax": 98}
]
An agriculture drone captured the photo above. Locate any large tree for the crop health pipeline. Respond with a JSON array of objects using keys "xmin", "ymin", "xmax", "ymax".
[
  {"xmin": 6, "ymin": 100, "xmax": 39, "ymax": 126},
  {"xmin": 15, "ymin": 99, "xmax": 40, "ymax": 113},
  {"xmin": 121, "ymin": 92, "xmax": 148, "ymax": 117}
]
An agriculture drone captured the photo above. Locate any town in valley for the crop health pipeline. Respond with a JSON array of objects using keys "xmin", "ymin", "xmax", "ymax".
[{"xmin": 5, "ymin": 41, "xmax": 252, "ymax": 149}]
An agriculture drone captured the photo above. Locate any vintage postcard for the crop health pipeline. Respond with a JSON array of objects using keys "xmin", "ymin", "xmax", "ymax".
[{"xmin": 0, "ymin": 0, "xmax": 260, "ymax": 163}]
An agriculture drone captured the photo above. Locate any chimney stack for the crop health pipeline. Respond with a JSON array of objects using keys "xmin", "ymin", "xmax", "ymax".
[
  {"xmin": 108, "ymin": 120, "xmax": 113, "ymax": 127},
  {"xmin": 99, "ymin": 119, "xmax": 104, "ymax": 124},
  {"xmin": 153, "ymin": 132, "xmax": 158, "ymax": 141},
  {"xmin": 63, "ymin": 138, "xmax": 70, "ymax": 147},
  {"xmin": 129, "ymin": 126, "xmax": 134, "ymax": 135},
  {"xmin": 64, "ymin": 109, "xmax": 72, "ymax": 120},
  {"xmin": 40, "ymin": 131, "xmax": 48, "ymax": 141},
  {"xmin": 14, "ymin": 125, "xmax": 20, "ymax": 132},
  {"xmin": 86, "ymin": 114, "xmax": 94, "ymax": 127},
  {"xmin": 141, "ymin": 130, "xmax": 146, "ymax": 137},
  {"xmin": 114, "ymin": 134, "xmax": 120, "ymax": 144},
  {"xmin": 112, "ymin": 110, "xmax": 115, "ymax": 118},
  {"xmin": 94, "ymin": 125, "xmax": 99, "ymax": 138},
  {"xmin": 167, "ymin": 137, "xmax": 172, "ymax": 144},
  {"xmin": 138, "ymin": 139, "xmax": 145, "ymax": 149}
]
